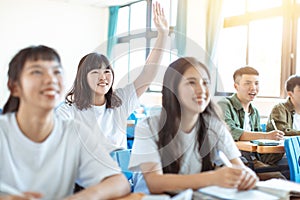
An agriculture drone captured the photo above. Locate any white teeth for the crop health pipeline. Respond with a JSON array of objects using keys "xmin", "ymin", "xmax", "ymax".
[
  {"xmin": 43, "ymin": 90, "xmax": 56, "ymax": 95},
  {"xmin": 97, "ymin": 83, "xmax": 107, "ymax": 86}
]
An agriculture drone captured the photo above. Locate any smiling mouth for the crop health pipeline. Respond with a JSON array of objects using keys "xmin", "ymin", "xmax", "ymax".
[
  {"xmin": 97, "ymin": 82, "xmax": 108, "ymax": 86},
  {"xmin": 195, "ymin": 97, "xmax": 206, "ymax": 104},
  {"xmin": 41, "ymin": 90, "xmax": 60, "ymax": 97}
]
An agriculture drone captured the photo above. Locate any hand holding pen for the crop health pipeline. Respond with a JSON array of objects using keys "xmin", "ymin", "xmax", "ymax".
[
  {"xmin": 265, "ymin": 119, "xmax": 285, "ymax": 140},
  {"xmin": 217, "ymin": 151, "xmax": 257, "ymax": 190}
]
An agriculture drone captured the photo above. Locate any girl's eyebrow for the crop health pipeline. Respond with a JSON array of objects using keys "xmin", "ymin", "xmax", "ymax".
[
  {"xmin": 27, "ymin": 64, "xmax": 61, "ymax": 69},
  {"xmin": 186, "ymin": 77, "xmax": 197, "ymax": 81}
]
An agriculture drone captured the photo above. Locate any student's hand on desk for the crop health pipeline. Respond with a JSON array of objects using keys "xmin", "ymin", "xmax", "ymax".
[
  {"xmin": 0, "ymin": 192, "xmax": 42, "ymax": 200},
  {"xmin": 237, "ymin": 167, "xmax": 258, "ymax": 191},
  {"xmin": 266, "ymin": 130, "xmax": 285, "ymax": 140},
  {"xmin": 213, "ymin": 167, "xmax": 244, "ymax": 188}
]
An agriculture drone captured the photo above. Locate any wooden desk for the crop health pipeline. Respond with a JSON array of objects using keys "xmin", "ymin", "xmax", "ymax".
[
  {"xmin": 235, "ymin": 141, "xmax": 285, "ymax": 154},
  {"xmin": 113, "ymin": 193, "xmax": 144, "ymax": 200}
]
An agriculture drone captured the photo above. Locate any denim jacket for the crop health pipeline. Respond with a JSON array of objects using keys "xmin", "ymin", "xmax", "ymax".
[
  {"xmin": 218, "ymin": 94, "xmax": 262, "ymax": 141},
  {"xmin": 266, "ymin": 97, "xmax": 300, "ymax": 136}
]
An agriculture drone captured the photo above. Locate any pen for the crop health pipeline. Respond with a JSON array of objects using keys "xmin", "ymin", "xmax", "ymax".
[
  {"xmin": 0, "ymin": 182, "xmax": 23, "ymax": 196},
  {"xmin": 218, "ymin": 150, "xmax": 232, "ymax": 167},
  {"xmin": 271, "ymin": 119, "xmax": 278, "ymax": 130}
]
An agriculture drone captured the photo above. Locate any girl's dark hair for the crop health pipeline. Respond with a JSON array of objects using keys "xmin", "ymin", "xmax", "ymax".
[
  {"xmin": 3, "ymin": 45, "xmax": 61, "ymax": 114},
  {"xmin": 65, "ymin": 53, "xmax": 121, "ymax": 110},
  {"xmin": 158, "ymin": 57, "xmax": 221, "ymax": 174}
]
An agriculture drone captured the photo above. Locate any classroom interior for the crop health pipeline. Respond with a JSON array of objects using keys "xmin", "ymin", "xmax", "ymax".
[{"xmin": 1, "ymin": 0, "xmax": 300, "ymax": 121}]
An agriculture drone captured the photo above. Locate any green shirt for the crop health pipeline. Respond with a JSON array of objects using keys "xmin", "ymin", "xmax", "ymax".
[
  {"xmin": 266, "ymin": 97, "xmax": 300, "ymax": 136},
  {"xmin": 217, "ymin": 94, "xmax": 262, "ymax": 141}
]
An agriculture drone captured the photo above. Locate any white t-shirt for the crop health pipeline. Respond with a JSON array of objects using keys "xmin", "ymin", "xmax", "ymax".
[
  {"xmin": 56, "ymin": 83, "xmax": 140, "ymax": 151},
  {"xmin": 243, "ymin": 112, "xmax": 251, "ymax": 131},
  {"xmin": 293, "ymin": 113, "xmax": 300, "ymax": 130},
  {"xmin": 0, "ymin": 113, "xmax": 121, "ymax": 199},
  {"xmin": 129, "ymin": 114, "xmax": 241, "ymax": 174}
]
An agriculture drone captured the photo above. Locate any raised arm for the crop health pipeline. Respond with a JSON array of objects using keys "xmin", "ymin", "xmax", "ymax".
[{"xmin": 133, "ymin": 2, "xmax": 169, "ymax": 97}]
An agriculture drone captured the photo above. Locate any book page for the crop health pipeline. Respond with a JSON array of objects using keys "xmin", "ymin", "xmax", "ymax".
[
  {"xmin": 198, "ymin": 186, "xmax": 279, "ymax": 200},
  {"xmin": 256, "ymin": 179, "xmax": 300, "ymax": 198}
]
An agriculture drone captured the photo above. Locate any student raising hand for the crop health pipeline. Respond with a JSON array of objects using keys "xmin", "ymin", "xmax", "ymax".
[{"xmin": 56, "ymin": 2, "xmax": 169, "ymax": 151}]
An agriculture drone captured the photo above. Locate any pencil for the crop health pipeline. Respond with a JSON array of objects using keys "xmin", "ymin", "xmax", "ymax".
[
  {"xmin": 218, "ymin": 151, "xmax": 232, "ymax": 167},
  {"xmin": 271, "ymin": 119, "xmax": 278, "ymax": 130}
]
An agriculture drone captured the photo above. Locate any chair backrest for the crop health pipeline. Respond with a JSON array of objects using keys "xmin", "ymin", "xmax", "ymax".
[
  {"xmin": 284, "ymin": 136, "xmax": 300, "ymax": 182},
  {"xmin": 110, "ymin": 149, "xmax": 132, "ymax": 180}
]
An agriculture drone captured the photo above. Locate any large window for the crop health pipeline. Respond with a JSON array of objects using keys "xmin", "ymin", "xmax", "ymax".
[
  {"xmin": 111, "ymin": 0, "xmax": 178, "ymax": 91},
  {"xmin": 217, "ymin": 0, "xmax": 300, "ymax": 98}
]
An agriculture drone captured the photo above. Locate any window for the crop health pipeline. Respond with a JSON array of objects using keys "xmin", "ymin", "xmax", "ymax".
[
  {"xmin": 111, "ymin": 0, "xmax": 178, "ymax": 91},
  {"xmin": 216, "ymin": 0, "xmax": 300, "ymax": 98}
]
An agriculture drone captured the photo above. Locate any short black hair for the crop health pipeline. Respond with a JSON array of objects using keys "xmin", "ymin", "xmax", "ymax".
[{"xmin": 285, "ymin": 75, "xmax": 300, "ymax": 92}]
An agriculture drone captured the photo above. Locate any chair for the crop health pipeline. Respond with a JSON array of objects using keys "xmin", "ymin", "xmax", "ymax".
[
  {"xmin": 110, "ymin": 149, "xmax": 132, "ymax": 180},
  {"xmin": 284, "ymin": 136, "xmax": 300, "ymax": 182}
]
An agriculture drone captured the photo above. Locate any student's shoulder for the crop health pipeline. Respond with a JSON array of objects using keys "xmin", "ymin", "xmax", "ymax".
[
  {"xmin": 56, "ymin": 102, "xmax": 76, "ymax": 111},
  {"xmin": 0, "ymin": 113, "xmax": 14, "ymax": 123},
  {"xmin": 271, "ymin": 100, "xmax": 291, "ymax": 112},
  {"xmin": 114, "ymin": 83, "xmax": 136, "ymax": 97},
  {"xmin": 0, "ymin": 113, "xmax": 16, "ymax": 133},
  {"xmin": 136, "ymin": 114, "xmax": 161, "ymax": 134},
  {"xmin": 55, "ymin": 102, "xmax": 82, "ymax": 118},
  {"xmin": 217, "ymin": 96, "xmax": 234, "ymax": 110},
  {"xmin": 55, "ymin": 116, "xmax": 95, "ymax": 139}
]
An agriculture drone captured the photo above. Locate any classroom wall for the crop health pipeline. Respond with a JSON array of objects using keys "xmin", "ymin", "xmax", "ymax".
[
  {"xmin": 0, "ymin": 0, "xmax": 108, "ymax": 107},
  {"xmin": 0, "ymin": 0, "xmax": 283, "ymax": 119}
]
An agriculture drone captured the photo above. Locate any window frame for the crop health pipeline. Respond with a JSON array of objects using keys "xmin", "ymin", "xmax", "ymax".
[{"xmin": 218, "ymin": 0, "xmax": 300, "ymax": 98}]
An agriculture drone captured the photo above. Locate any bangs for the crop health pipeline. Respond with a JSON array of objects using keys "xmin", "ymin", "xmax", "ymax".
[
  {"xmin": 26, "ymin": 46, "xmax": 61, "ymax": 63},
  {"xmin": 83, "ymin": 53, "xmax": 112, "ymax": 72}
]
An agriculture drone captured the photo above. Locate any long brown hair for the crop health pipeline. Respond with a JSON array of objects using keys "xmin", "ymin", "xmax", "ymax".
[
  {"xmin": 158, "ymin": 57, "xmax": 221, "ymax": 173},
  {"xmin": 65, "ymin": 53, "xmax": 121, "ymax": 110},
  {"xmin": 3, "ymin": 45, "xmax": 61, "ymax": 114}
]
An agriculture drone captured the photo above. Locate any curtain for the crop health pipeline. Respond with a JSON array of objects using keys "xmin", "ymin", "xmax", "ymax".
[
  {"xmin": 175, "ymin": 0, "xmax": 187, "ymax": 57},
  {"xmin": 107, "ymin": 6, "xmax": 120, "ymax": 59},
  {"xmin": 206, "ymin": 0, "xmax": 224, "ymax": 95},
  {"xmin": 206, "ymin": 0, "xmax": 224, "ymax": 64}
]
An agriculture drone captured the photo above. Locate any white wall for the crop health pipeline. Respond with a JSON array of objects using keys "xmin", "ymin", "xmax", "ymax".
[{"xmin": 0, "ymin": 0, "xmax": 108, "ymax": 107}]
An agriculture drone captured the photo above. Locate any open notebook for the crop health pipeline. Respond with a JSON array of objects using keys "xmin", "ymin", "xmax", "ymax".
[
  {"xmin": 197, "ymin": 186, "xmax": 279, "ymax": 200},
  {"xmin": 256, "ymin": 179, "xmax": 300, "ymax": 199},
  {"xmin": 197, "ymin": 179, "xmax": 300, "ymax": 200}
]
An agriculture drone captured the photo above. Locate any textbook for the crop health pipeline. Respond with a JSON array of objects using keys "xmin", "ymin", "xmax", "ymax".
[
  {"xmin": 197, "ymin": 186, "xmax": 279, "ymax": 200},
  {"xmin": 256, "ymin": 179, "xmax": 300, "ymax": 200},
  {"xmin": 250, "ymin": 139, "xmax": 281, "ymax": 146},
  {"xmin": 197, "ymin": 179, "xmax": 300, "ymax": 200}
]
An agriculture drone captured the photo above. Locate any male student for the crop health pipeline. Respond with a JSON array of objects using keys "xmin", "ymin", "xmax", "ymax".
[
  {"xmin": 217, "ymin": 66, "xmax": 286, "ymax": 180},
  {"xmin": 267, "ymin": 75, "xmax": 300, "ymax": 136}
]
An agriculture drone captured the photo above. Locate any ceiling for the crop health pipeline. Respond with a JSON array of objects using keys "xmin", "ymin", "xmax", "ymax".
[{"xmin": 48, "ymin": 0, "xmax": 140, "ymax": 7}]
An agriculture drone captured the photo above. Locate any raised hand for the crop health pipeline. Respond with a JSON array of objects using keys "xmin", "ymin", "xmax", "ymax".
[{"xmin": 152, "ymin": 2, "xmax": 169, "ymax": 35}]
